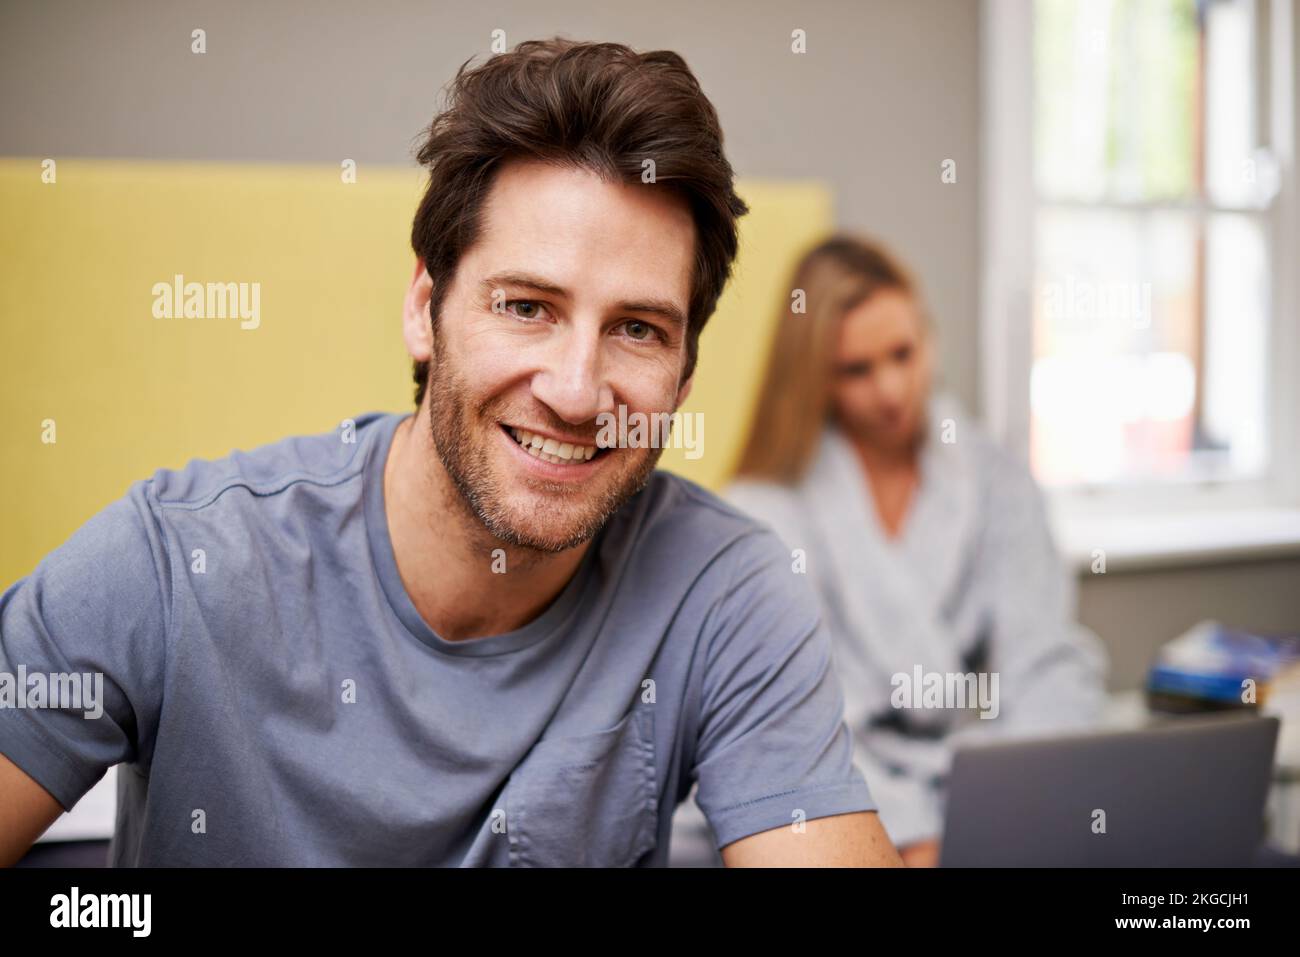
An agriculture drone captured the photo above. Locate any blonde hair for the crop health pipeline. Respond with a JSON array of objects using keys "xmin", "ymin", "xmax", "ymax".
[{"xmin": 732, "ymin": 234, "xmax": 924, "ymax": 484}]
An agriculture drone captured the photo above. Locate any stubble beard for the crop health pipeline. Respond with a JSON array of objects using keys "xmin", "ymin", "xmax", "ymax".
[{"xmin": 424, "ymin": 332, "xmax": 664, "ymax": 554}]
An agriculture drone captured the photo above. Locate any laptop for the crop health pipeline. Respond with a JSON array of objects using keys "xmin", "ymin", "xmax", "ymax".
[{"xmin": 939, "ymin": 714, "xmax": 1280, "ymax": 867}]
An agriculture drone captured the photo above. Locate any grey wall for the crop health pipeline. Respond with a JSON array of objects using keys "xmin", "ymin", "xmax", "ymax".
[{"xmin": 2, "ymin": 0, "xmax": 1295, "ymax": 690}]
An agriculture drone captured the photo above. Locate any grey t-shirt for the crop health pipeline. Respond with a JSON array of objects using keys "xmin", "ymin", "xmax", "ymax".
[{"xmin": 0, "ymin": 411, "xmax": 874, "ymax": 866}]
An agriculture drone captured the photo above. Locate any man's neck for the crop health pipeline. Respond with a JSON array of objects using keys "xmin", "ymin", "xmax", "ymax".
[{"xmin": 382, "ymin": 410, "xmax": 590, "ymax": 642}]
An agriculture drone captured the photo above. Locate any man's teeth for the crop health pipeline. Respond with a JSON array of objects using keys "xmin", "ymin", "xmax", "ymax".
[{"xmin": 509, "ymin": 427, "xmax": 598, "ymax": 464}]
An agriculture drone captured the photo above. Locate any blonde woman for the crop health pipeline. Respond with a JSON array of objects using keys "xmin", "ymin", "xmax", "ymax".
[{"xmin": 718, "ymin": 235, "xmax": 1106, "ymax": 866}]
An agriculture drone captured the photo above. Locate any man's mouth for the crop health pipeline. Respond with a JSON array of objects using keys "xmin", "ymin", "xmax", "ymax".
[{"xmin": 503, "ymin": 425, "xmax": 604, "ymax": 466}]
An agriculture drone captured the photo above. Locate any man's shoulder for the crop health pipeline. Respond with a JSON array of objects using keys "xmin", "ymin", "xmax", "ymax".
[
  {"xmin": 615, "ymin": 470, "xmax": 800, "ymax": 584},
  {"xmin": 634, "ymin": 469, "xmax": 775, "ymax": 539},
  {"xmin": 146, "ymin": 411, "xmax": 398, "ymax": 514}
]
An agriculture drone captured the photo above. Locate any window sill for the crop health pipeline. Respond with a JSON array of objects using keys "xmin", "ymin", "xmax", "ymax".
[{"xmin": 1053, "ymin": 506, "xmax": 1300, "ymax": 574}]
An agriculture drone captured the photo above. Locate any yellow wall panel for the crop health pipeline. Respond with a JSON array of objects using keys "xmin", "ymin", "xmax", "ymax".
[{"xmin": 0, "ymin": 158, "xmax": 830, "ymax": 584}]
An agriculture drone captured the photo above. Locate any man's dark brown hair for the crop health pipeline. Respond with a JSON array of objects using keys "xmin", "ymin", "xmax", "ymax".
[{"xmin": 408, "ymin": 37, "xmax": 750, "ymax": 407}]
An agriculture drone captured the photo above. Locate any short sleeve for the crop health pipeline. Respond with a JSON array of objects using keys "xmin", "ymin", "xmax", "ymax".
[
  {"xmin": 0, "ymin": 479, "xmax": 171, "ymax": 811},
  {"xmin": 691, "ymin": 530, "xmax": 876, "ymax": 849}
]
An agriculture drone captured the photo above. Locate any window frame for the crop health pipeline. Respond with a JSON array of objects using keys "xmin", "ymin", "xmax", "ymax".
[{"xmin": 980, "ymin": 0, "xmax": 1300, "ymax": 559}]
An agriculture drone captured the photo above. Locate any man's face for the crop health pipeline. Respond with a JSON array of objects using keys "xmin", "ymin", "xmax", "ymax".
[{"xmin": 418, "ymin": 158, "xmax": 696, "ymax": 553}]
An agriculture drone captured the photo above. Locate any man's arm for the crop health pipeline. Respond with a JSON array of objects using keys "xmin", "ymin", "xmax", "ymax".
[
  {"xmin": 688, "ymin": 527, "xmax": 902, "ymax": 866},
  {"xmin": 721, "ymin": 810, "xmax": 903, "ymax": 867},
  {"xmin": 0, "ymin": 480, "xmax": 172, "ymax": 866},
  {"xmin": 0, "ymin": 753, "xmax": 64, "ymax": 866}
]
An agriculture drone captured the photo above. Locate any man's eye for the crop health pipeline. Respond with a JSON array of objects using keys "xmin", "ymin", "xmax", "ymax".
[
  {"xmin": 506, "ymin": 300, "xmax": 544, "ymax": 320},
  {"xmin": 622, "ymin": 320, "xmax": 655, "ymax": 341}
]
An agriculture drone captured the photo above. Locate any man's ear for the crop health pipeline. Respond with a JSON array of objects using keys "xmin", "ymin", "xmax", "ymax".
[
  {"xmin": 402, "ymin": 259, "xmax": 435, "ymax": 362},
  {"xmin": 675, "ymin": 372, "xmax": 694, "ymax": 409}
]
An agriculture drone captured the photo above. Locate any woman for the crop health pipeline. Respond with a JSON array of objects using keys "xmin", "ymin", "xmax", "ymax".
[{"xmin": 723, "ymin": 235, "xmax": 1107, "ymax": 866}]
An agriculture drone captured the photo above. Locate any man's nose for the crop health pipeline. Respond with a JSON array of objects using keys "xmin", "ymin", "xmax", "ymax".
[{"xmin": 530, "ymin": 326, "xmax": 614, "ymax": 425}]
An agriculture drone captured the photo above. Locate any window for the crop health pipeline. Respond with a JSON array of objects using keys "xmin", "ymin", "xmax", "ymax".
[
  {"xmin": 982, "ymin": 0, "xmax": 1299, "ymax": 564},
  {"xmin": 1030, "ymin": 0, "xmax": 1281, "ymax": 488}
]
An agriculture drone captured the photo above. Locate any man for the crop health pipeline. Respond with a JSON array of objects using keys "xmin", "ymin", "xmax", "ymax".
[{"xmin": 0, "ymin": 38, "xmax": 901, "ymax": 867}]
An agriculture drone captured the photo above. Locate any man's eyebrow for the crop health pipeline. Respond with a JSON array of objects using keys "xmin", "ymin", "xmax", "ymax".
[
  {"xmin": 481, "ymin": 272, "xmax": 687, "ymax": 329},
  {"xmin": 481, "ymin": 272, "xmax": 567, "ymax": 298},
  {"xmin": 619, "ymin": 297, "xmax": 687, "ymax": 330}
]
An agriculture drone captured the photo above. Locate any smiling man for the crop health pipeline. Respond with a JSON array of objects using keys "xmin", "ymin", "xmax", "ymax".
[{"xmin": 0, "ymin": 38, "xmax": 901, "ymax": 867}]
